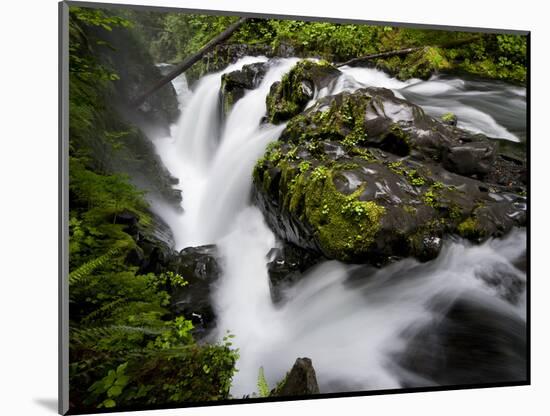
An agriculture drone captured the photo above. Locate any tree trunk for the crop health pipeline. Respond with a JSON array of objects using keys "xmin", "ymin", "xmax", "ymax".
[{"xmin": 133, "ymin": 17, "xmax": 250, "ymax": 106}]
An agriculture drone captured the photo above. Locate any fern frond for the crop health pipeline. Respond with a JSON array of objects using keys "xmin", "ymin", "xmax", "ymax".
[
  {"xmin": 81, "ymin": 298, "xmax": 127, "ymax": 324},
  {"xmin": 70, "ymin": 325, "xmax": 163, "ymax": 347},
  {"xmin": 257, "ymin": 366, "xmax": 270, "ymax": 398},
  {"xmin": 69, "ymin": 247, "xmax": 121, "ymax": 286}
]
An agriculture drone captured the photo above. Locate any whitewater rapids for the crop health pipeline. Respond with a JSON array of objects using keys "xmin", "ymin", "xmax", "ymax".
[{"xmin": 151, "ymin": 57, "xmax": 527, "ymax": 396}]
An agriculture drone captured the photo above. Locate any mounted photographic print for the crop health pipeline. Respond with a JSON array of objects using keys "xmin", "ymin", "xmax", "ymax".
[{"xmin": 59, "ymin": 1, "xmax": 529, "ymax": 414}]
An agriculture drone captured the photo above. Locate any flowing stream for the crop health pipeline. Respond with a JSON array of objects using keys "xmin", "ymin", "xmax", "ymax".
[{"xmin": 152, "ymin": 57, "xmax": 527, "ymax": 396}]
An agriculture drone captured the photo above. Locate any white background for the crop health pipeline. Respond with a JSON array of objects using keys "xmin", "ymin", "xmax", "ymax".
[{"xmin": 1, "ymin": 0, "xmax": 547, "ymax": 414}]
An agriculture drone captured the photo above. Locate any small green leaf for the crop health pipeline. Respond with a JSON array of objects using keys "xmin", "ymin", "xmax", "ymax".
[
  {"xmin": 114, "ymin": 375, "xmax": 129, "ymax": 387},
  {"xmin": 107, "ymin": 385, "xmax": 122, "ymax": 398},
  {"xmin": 102, "ymin": 399, "xmax": 116, "ymax": 408}
]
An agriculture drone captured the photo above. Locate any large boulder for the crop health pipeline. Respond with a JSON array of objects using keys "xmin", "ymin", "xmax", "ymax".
[
  {"xmin": 220, "ymin": 62, "xmax": 269, "ymax": 116},
  {"xmin": 253, "ymin": 84, "xmax": 526, "ymax": 265},
  {"xmin": 397, "ymin": 295, "xmax": 526, "ymax": 386}
]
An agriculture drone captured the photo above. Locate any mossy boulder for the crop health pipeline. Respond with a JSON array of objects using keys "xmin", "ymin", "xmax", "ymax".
[
  {"xmin": 279, "ymin": 87, "xmax": 514, "ymax": 181},
  {"xmin": 266, "ymin": 60, "xmax": 341, "ymax": 123},
  {"xmin": 220, "ymin": 62, "xmax": 269, "ymax": 117},
  {"xmin": 253, "ymin": 88, "xmax": 526, "ymax": 264}
]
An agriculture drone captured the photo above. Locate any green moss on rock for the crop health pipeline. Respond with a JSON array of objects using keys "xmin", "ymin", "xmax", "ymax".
[
  {"xmin": 441, "ymin": 112, "xmax": 457, "ymax": 125},
  {"xmin": 457, "ymin": 217, "xmax": 484, "ymax": 239},
  {"xmin": 254, "ymin": 146, "xmax": 386, "ymax": 260},
  {"xmin": 292, "ymin": 165, "xmax": 385, "ymax": 260},
  {"xmin": 266, "ymin": 60, "xmax": 340, "ymax": 123},
  {"xmin": 282, "ymin": 91, "xmax": 371, "ymax": 144}
]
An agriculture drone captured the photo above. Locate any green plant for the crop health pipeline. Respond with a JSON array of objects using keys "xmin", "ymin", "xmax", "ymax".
[
  {"xmin": 88, "ymin": 362, "xmax": 130, "ymax": 408},
  {"xmin": 257, "ymin": 367, "xmax": 270, "ymax": 397},
  {"xmin": 299, "ymin": 161, "xmax": 311, "ymax": 173},
  {"xmin": 67, "ymin": 8, "xmax": 240, "ymax": 410},
  {"xmin": 441, "ymin": 112, "xmax": 457, "ymax": 123},
  {"xmin": 406, "ymin": 169, "xmax": 426, "ymax": 186},
  {"xmin": 69, "ymin": 247, "xmax": 122, "ymax": 285}
]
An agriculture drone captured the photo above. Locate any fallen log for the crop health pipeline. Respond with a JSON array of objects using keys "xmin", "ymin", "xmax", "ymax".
[
  {"xmin": 133, "ymin": 17, "xmax": 250, "ymax": 106},
  {"xmin": 336, "ymin": 35, "xmax": 482, "ymax": 68},
  {"xmin": 336, "ymin": 47, "xmax": 422, "ymax": 67}
]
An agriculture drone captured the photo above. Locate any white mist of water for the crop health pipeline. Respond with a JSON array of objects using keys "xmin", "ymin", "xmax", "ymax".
[
  {"xmin": 151, "ymin": 58, "xmax": 526, "ymax": 397},
  {"xmin": 217, "ymin": 229, "xmax": 526, "ymax": 396}
]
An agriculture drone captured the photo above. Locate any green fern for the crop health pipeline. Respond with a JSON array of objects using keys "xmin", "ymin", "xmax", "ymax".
[
  {"xmin": 273, "ymin": 371, "xmax": 289, "ymax": 395},
  {"xmin": 70, "ymin": 325, "xmax": 163, "ymax": 347},
  {"xmin": 257, "ymin": 366, "xmax": 270, "ymax": 397},
  {"xmin": 81, "ymin": 298, "xmax": 128, "ymax": 324},
  {"xmin": 69, "ymin": 247, "xmax": 122, "ymax": 286}
]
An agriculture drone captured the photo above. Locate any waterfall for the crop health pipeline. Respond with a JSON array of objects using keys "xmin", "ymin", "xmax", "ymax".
[{"xmin": 152, "ymin": 57, "xmax": 527, "ymax": 397}]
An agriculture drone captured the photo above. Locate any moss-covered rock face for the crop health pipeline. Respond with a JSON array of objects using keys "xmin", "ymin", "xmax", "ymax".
[
  {"xmin": 253, "ymin": 87, "xmax": 526, "ymax": 265},
  {"xmin": 266, "ymin": 60, "xmax": 341, "ymax": 123}
]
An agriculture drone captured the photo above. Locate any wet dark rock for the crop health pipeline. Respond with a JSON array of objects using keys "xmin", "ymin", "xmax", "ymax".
[
  {"xmin": 220, "ymin": 62, "xmax": 269, "ymax": 116},
  {"xmin": 486, "ymin": 139, "xmax": 527, "ymax": 188},
  {"xmin": 274, "ymin": 42, "xmax": 298, "ymax": 58},
  {"xmin": 187, "ymin": 41, "xmax": 308, "ymax": 86},
  {"xmin": 104, "ymin": 126, "xmax": 183, "ymax": 208},
  {"xmin": 133, "ymin": 237, "xmax": 174, "ymax": 276},
  {"xmin": 187, "ymin": 43, "xmax": 274, "ymax": 86},
  {"xmin": 254, "ymin": 82, "xmax": 526, "ymax": 265},
  {"xmin": 122, "ymin": 210, "xmax": 176, "ymax": 274},
  {"xmin": 112, "ymin": 210, "xmax": 140, "ymax": 239},
  {"xmin": 271, "ymin": 358, "xmax": 320, "ymax": 396},
  {"xmin": 442, "ymin": 141, "xmax": 496, "ymax": 178},
  {"xmin": 267, "ymin": 243, "xmax": 322, "ymax": 304},
  {"xmin": 124, "ymin": 219, "xmax": 221, "ymax": 334},
  {"xmin": 148, "ymin": 210, "xmax": 177, "ymax": 248},
  {"xmin": 474, "ymin": 263, "xmax": 526, "ymax": 304},
  {"xmin": 398, "ymin": 295, "xmax": 526, "ymax": 386},
  {"xmin": 169, "ymin": 245, "xmax": 221, "ymax": 332}
]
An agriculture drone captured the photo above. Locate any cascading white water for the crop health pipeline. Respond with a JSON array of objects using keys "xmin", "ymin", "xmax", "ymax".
[
  {"xmin": 152, "ymin": 57, "xmax": 527, "ymax": 397},
  {"xmin": 316, "ymin": 66, "xmax": 525, "ymax": 142}
]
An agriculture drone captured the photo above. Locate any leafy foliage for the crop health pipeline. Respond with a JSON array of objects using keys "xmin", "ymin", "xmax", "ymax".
[
  {"xmin": 131, "ymin": 10, "xmax": 526, "ymax": 83},
  {"xmin": 68, "ymin": 246, "xmax": 122, "ymax": 286},
  {"xmin": 68, "ymin": 7, "xmax": 239, "ymax": 411}
]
